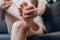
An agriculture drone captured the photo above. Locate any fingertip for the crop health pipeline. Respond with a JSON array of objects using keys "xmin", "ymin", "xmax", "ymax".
[
  {"xmin": 19, "ymin": 1, "xmax": 29, "ymax": 8},
  {"xmin": 19, "ymin": 4, "xmax": 24, "ymax": 8},
  {"xmin": 25, "ymin": 5, "xmax": 35, "ymax": 10},
  {"xmin": 22, "ymin": 1, "xmax": 28, "ymax": 7},
  {"xmin": 19, "ymin": 13, "xmax": 22, "ymax": 16},
  {"xmin": 18, "ymin": 7, "xmax": 23, "ymax": 12},
  {"xmin": 18, "ymin": 11, "xmax": 22, "ymax": 16}
]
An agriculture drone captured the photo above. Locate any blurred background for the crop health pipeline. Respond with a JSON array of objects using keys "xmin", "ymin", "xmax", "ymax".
[{"xmin": 46, "ymin": 0, "xmax": 60, "ymax": 5}]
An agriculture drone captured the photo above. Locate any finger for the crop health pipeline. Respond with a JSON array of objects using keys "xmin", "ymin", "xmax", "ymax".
[
  {"xmin": 23, "ymin": 9, "xmax": 36, "ymax": 19},
  {"xmin": 23, "ymin": 13, "xmax": 35, "ymax": 19},
  {"xmin": 21, "ymin": 1, "xmax": 28, "ymax": 7},
  {"xmin": 19, "ymin": 1, "xmax": 28, "ymax": 8},
  {"xmin": 23, "ymin": 9, "xmax": 36, "ymax": 15},
  {"xmin": 3, "ymin": 1, "xmax": 12, "ymax": 5},
  {"xmin": 25, "ymin": 5, "xmax": 35, "ymax": 10},
  {"xmin": 18, "ymin": 7, "xmax": 23, "ymax": 16},
  {"xmin": 23, "ymin": 15, "xmax": 32, "ymax": 19},
  {"xmin": 19, "ymin": 4, "xmax": 24, "ymax": 9},
  {"xmin": 33, "ymin": 12, "xmax": 37, "ymax": 18},
  {"xmin": 22, "ymin": 1, "xmax": 28, "ymax": 7},
  {"xmin": 1, "ymin": 3, "xmax": 12, "ymax": 9},
  {"xmin": 1, "ymin": 1, "xmax": 12, "ymax": 9},
  {"xmin": 33, "ymin": 8, "xmax": 37, "ymax": 18},
  {"xmin": 25, "ymin": 12, "xmax": 37, "ymax": 19}
]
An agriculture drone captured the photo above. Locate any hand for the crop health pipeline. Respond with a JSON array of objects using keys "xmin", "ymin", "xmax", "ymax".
[
  {"xmin": 18, "ymin": 1, "xmax": 37, "ymax": 21},
  {"xmin": 1, "ymin": 1, "xmax": 12, "ymax": 10}
]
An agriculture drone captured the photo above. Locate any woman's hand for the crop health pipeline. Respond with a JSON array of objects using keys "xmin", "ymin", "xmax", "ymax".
[
  {"xmin": 18, "ymin": 2, "xmax": 37, "ymax": 21},
  {"xmin": 1, "ymin": 1, "xmax": 12, "ymax": 10}
]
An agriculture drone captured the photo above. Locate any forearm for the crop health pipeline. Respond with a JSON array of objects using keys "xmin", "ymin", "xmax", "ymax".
[{"xmin": 37, "ymin": 0, "xmax": 46, "ymax": 15}]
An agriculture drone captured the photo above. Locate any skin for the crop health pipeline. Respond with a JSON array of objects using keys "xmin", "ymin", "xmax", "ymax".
[
  {"xmin": 0, "ymin": 0, "xmax": 46, "ymax": 40},
  {"xmin": 31, "ymin": 0, "xmax": 46, "ymax": 15},
  {"xmin": 37, "ymin": 0, "xmax": 46, "ymax": 15},
  {"xmin": 11, "ymin": 2, "xmax": 44, "ymax": 40}
]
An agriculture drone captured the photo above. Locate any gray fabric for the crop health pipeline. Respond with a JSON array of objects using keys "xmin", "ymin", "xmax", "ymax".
[
  {"xmin": 50, "ymin": 2, "xmax": 60, "ymax": 32},
  {"xmin": 42, "ymin": 6, "xmax": 53, "ymax": 33},
  {"xmin": 28, "ymin": 32, "xmax": 60, "ymax": 40},
  {"xmin": 0, "ymin": 19, "xmax": 8, "ymax": 33},
  {"xmin": 39, "ymin": 32, "xmax": 60, "ymax": 40},
  {"xmin": 0, "ymin": 34, "xmax": 10, "ymax": 40},
  {"xmin": 42, "ymin": 1, "xmax": 60, "ymax": 33}
]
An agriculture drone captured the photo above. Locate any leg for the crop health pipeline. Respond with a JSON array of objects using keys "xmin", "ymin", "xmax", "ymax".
[
  {"xmin": 11, "ymin": 21, "xmax": 29, "ymax": 40},
  {"xmin": 5, "ymin": 13, "xmax": 18, "ymax": 34}
]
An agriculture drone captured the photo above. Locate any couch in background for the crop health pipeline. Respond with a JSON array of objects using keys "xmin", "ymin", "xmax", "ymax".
[{"xmin": 0, "ymin": 1, "xmax": 60, "ymax": 40}]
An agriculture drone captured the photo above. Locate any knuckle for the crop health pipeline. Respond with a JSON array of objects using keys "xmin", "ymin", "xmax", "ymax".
[{"xmin": 23, "ymin": 15, "xmax": 29, "ymax": 19}]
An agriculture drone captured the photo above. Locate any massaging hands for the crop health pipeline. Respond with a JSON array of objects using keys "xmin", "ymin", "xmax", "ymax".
[
  {"xmin": 1, "ymin": 1, "xmax": 12, "ymax": 10},
  {"xmin": 18, "ymin": 1, "xmax": 37, "ymax": 21}
]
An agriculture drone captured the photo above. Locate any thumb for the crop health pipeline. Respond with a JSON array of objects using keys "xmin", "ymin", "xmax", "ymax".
[{"xmin": 21, "ymin": 1, "xmax": 29, "ymax": 7}]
